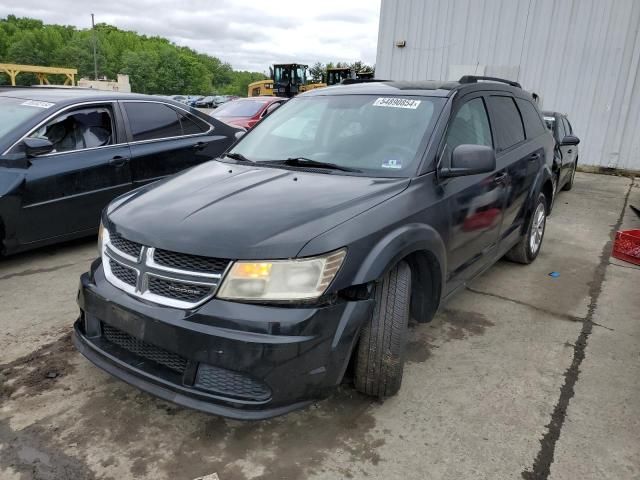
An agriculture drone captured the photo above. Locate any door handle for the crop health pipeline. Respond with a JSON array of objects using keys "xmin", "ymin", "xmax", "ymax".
[
  {"xmin": 494, "ymin": 172, "xmax": 508, "ymax": 184},
  {"xmin": 527, "ymin": 153, "xmax": 541, "ymax": 161},
  {"xmin": 567, "ymin": 149, "xmax": 573, "ymax": 154},
  {"xmin": 192, "ymin": 141, "xmax": 208, "ymax": 150},
  {"xmin": 109, "ymin": 155, "xmax": 129, "ymax": 167}
]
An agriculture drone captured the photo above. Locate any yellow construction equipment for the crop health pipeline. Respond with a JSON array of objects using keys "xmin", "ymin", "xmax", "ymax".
[
  {"xmin": 248, "ymin": 64, "xmax": 325, "ymax": 98},
  {"xmin": 0, "ymin": 63, "xmax": 77, "ymax": 86},
  {"xmin": 247, "ymin": 79, "xmax": 274, "ymax": 97},
  {"xmin": 326, "ymin": 67, "xmax": 352, "ymax": 86}
]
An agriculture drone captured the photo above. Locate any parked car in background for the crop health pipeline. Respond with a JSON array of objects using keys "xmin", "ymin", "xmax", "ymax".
[
  {"xmin": 0, "ymin": 87, "xmax": 241, "ymax": 255},
  {"xmin": 170, "ymin": 95, "xmax": 188, "ymax": 104},
  {"xmin": 186, "ymin": 95, "xmax": 204, "ymax": 106},
  {"xmin": 74, "ymin": 76, "xmax": 557, "ymax": 419},
  {"xmin": 195, "ymin": 96, "xmax": 216, "ymax": 108},
  {"xmin": 212, "ymin": 96, "xmax": 286, "ymax": 129},
  {"xmin": 543, "ymin": 111, "xmax": 580, "ymax": 192}
]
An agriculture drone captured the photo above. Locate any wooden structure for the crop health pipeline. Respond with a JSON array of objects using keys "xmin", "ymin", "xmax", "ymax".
[{"xmin": 0, "ymin": 63, "xmax": 77, "ymax": 86}]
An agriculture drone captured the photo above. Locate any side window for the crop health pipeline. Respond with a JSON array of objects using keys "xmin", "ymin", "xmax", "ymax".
[
  {"xmin": 178, "ymin": 111, "xmax": 210, "ymax": 135},
  {"xmin": 124, "ymin": 102, "xmax": 182, "ymax": 141},
  {"xmin": 515, "ymin": 98, "xmax": 546, "ymax": 138},
  {"xmin": 28, "ymin": 106, "xmax": 113, "ymax": 153},
  {"xmin": 487, "ymin": 96, "xmax": 525, "ymax": 150},
  {"xmin": 444, "ymin": 97, "xmax": 492, "ymax": 157},
  {"xmin": 561, "ymin": 117, "xmax": 572, "ymax": 136}
]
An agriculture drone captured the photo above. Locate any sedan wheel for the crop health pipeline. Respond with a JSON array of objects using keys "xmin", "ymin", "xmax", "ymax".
[{"xmin": 529, "ymin": 202, "xmax": 546, "ymax": 255}]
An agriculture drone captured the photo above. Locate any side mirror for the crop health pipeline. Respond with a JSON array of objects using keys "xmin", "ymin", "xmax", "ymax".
[
  {"xmin": 440, "ymin": 144, "xmax": 496, "ymax": 178},
  {"xmin": 234, "ymin": 130, "xmax": 246, "ymax": 140},
  {"xmin": 263, "ymin": 103, "xmax": 281, "ymax": 117},
  {"xmin": 23, "ymin": 137, "xmax": 54, "ymax": 157},
  {"xmin": 560, "ymin": 135, "xmax": 580, "ymax": 146}
]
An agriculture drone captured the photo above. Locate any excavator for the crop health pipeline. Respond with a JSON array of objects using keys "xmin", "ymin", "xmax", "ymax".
[{"xmin": 247, "ymin": 63, "xmax": 325, "ymax": 97}]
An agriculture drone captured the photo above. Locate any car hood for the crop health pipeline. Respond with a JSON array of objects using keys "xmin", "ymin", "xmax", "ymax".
[{"xmin": 107, "ymin": 160, "xmax": 409, "ymax": 259}]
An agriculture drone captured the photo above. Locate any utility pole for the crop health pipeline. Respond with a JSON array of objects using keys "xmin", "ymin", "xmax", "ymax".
[{"xmin": 91, "ymin": 13, "xmax": 98, "ymax": 80}]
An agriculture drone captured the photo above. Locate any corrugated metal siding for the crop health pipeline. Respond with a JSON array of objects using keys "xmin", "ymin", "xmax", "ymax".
[{"xmin": 376, "ymin": 0, "xmax": 640, "ymax": 170}]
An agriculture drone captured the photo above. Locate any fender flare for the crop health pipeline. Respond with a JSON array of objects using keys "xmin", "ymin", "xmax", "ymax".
[{"xmin": 352, "ymin": 223, "xmax": 447, "ymax": 289}]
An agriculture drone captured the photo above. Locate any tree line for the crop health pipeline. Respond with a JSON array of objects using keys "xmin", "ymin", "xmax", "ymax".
[{"xmin": 0, "ymin": 15, "xmax": 266, "ymax": 96}]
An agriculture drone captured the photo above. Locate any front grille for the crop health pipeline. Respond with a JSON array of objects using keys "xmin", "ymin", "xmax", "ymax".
[
  {"xmin": 195, "ymin": 364, "xmax": 271, "ymax": 401},
  {"xmin": 109, "ymin": 259, "xmax": 137, "ymax": 287},
  {"xmin": 153, "ymin": 249, "xmax": 229, "ymax": 273},
  {"xmin": 148, "ymin": 276, "xmax": 212, "ymax": 303},
  {"xmin": 102, "ymin": 324, "xmax": 187, "ymax": 373},
  {"xmin": 109, "ymin": 233, "xmax": 143, "ymax": 259}
]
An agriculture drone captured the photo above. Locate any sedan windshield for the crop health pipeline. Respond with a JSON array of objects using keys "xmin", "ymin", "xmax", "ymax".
[
  {"xmin": 213, "ymin": 100, "xmax": 268, "ymax": 118},
  {"xmin": 229, "ymin": 94, "xmax": 444, "ymax": 176},
  {"xmin": 0, "ymin": 97, "xmax": 50, "ymax": 138}
]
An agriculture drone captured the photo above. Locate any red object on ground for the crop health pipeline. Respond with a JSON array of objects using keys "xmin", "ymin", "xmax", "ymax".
[{"xmin": 612, "ymin": 229, "xmax": 640, "ymax": 265}]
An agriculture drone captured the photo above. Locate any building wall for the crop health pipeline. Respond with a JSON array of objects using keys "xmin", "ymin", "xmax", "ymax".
[{"xmin": 376, "ymin": 0, "xmax": 640, "ymax": 171}]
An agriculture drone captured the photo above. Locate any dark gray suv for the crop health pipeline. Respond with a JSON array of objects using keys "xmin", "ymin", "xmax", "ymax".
[{"xmin": 74, "ymin": 76, "xmax": 556, "ymax": 419}]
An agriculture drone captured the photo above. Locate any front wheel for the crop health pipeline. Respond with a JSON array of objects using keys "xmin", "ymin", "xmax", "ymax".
[
  {"xmin": 354, "ymin": 261, "xmax": 411, "ymax": 398},
  {"xmin": 505, "ymin": 193, "xmax": 547, "ymax": 264}
]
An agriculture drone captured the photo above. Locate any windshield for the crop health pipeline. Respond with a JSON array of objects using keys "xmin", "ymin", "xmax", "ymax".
[
  {"xmin": 213, "ymin": 100, "xmax": 267, "ymax": 117},
  {"xmin": 229, "ymin": 94, "xmax": 444, "ymax": 176},
  {"xmin": 0, "ymin": 97, "xmax": 51, "ymax": 138}
]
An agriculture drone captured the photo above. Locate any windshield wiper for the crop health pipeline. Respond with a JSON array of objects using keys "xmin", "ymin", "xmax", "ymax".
[
  {"xmin": 267, "ymin": 157, "xmax": 362, "ymax": 173},
  {"xmin": 224, "ymin": 152, "xmax": 255, "ymax": 163}
]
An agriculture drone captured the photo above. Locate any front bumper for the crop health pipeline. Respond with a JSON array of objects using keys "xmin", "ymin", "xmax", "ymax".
[{"xmin": 74, "ymin": 260, "xmax": 374, "ymax": 420}]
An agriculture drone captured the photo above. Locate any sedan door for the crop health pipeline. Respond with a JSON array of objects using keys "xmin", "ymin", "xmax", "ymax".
[
  {"xmin": 122, "ymin": 101, "xmax": 235, "ymax": 187},
  {"xmin": 12, "ymin": 102, "xmax": 132, "ymax": 244}
]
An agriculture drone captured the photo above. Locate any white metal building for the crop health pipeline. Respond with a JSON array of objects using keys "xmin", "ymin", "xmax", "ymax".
[{"xmin": 375, "ymin": 0, "xmax": 640, "ymax": 171}]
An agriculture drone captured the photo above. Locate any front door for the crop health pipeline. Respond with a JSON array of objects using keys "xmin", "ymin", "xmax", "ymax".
[
  {"xmin": 441, "ymin": 95, "xmax": 506, "ymax": 290},
  {"xmin": 15, "ymin": 103, "xmax": 132, "ymax": 244}
]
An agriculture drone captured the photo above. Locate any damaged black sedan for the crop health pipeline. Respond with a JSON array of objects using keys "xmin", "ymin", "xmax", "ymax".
[{"xmin": 74, "ymin": 77, "xmax": 556, "ymax": 419}]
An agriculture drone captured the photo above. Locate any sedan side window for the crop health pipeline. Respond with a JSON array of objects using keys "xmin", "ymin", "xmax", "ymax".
[
  {"xmin": 29, "ymin": 106, "xmax": 114, "ymax": 154},
  {"xmin": 124, "ymin": 102, "xmax": 183, "ymax": 141},
  {"xmin": 443, "ymin": 97, "xmax": 492, "ymax": 162}
]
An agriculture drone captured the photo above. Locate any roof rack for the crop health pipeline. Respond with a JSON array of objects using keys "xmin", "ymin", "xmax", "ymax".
[
  {"xmin": 458, "ymin": 75, "xmax": 521, "ymax": 88},
  {"xmin": 341, "ymin": 78, "xmax": 387, "ymax": 85}
]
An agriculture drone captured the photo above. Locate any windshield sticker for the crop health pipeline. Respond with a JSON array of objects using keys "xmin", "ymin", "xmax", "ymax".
[
  {"xmin": 373, "ymin": 97, "xmax": 421, "ymax": 109},
  {"xmin": 381, "ymin": 159, "xmax": 402, "ymax": 169},
  {"xmin": 21, "ymin": 100, "xmax": 54, "ymax": 109}
]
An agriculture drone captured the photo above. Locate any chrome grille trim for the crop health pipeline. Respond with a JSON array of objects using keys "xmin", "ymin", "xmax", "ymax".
[{"xmin": 101, "ymin": 229, "xmax": 230, "ymax": 309}]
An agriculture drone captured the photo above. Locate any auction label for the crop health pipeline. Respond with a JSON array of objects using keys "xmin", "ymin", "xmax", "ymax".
[
  {"xmin": 21, "ymin": 100, "xmax": 54, "ymax": 109},
  {"xmin": 373, "ymin": 97, "xmax": 421, "ymax": 109}
]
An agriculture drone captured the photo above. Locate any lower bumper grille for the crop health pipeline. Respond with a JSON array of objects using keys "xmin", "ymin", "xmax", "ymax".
[
  {"xmin": 100, "ymin": 324, "xmax": 271, "ymax": 401},
  {"xmin": 102, "ymin": 324, "xmax": 187, "ymax": 373}
]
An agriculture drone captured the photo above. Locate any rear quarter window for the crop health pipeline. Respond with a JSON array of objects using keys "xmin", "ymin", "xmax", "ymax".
[{"xmin": 515, "ymin": 98, "xmax": 546, "ymax": 138}]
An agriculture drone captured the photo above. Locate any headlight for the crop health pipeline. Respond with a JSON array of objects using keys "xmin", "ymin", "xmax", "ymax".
[{"xmin": 217, "ymin": 249, "xmax": 346, "ymax": 301}]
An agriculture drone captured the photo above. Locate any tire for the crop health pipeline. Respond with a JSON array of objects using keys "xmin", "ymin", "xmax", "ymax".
[
  {"xmin": 563, "ymin": 161, "xmax": 576, "ymax": 191},
  {"xmin": 354, "ymin": 261, "xmax": 411, "ymax": 398},
  {"xmin": 505, "ymin": 193, "xmax": 547, "ymax": 264}
]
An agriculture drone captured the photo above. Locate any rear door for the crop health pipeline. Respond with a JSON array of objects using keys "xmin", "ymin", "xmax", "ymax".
[
  {"xmin": 13, "ymin": 102, "xmax": 132, "ymax": 243},
  {"xmin": 486, "ymin": 95, "xmax": 540, "ymax": 251},
  {"xmin": 441, "ymin": 94, "xmax": 507, "ymax": 288},
  {"xmin": 560, "ymin": 116, "xmax": 577, "ymax": 179},
  {"xmin": 122, "ymin": 101, "xmax": 230, "ymax": 187}
]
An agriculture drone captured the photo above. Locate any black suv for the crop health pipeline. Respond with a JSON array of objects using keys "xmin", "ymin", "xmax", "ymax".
[
  {"xmin": 0, "ymin": 88, "xmax": 240, "ymax": 255},
  {"xmin": 543, "ymin": 111, "xmax": 580, "ymax": 193},
  {"xmin": 74, "ymin": 76, "xmax": 556, "ymax": 419}
]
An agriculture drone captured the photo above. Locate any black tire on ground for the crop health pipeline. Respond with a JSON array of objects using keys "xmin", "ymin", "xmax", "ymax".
[
  {"xmin": 354, "ymin": 261, "xmax": 412, "ymax": 398},
  {"xmin": 563, "ymin": 161, "xmax": 576, "ymax": 191},
  {"xmin": 505, "ymin": 192, "xmax": 547, "ymax": 264}
]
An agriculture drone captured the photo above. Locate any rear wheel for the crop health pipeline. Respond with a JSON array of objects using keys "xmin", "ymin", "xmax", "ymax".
[
  {"xmin": 563, "ymin": 161, "xmax": 576, "ymax": 191},
  {"xmin": 505, "ymin": 193, "xmax": 547, "ymax": 264},
  {"xmin": 354, "ymin": 261, "xmax": 411, "ymax": 398}
]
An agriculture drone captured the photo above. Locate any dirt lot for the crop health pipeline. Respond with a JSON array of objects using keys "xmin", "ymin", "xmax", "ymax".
[{"xmin": 1, "ymin": 172, "xmax": 638, "ymax": 480}]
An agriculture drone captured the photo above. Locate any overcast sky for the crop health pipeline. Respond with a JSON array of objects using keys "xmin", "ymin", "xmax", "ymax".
[{"xmin": 0, "ymin": 0, "xmax": 381, "ymax": 73}]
